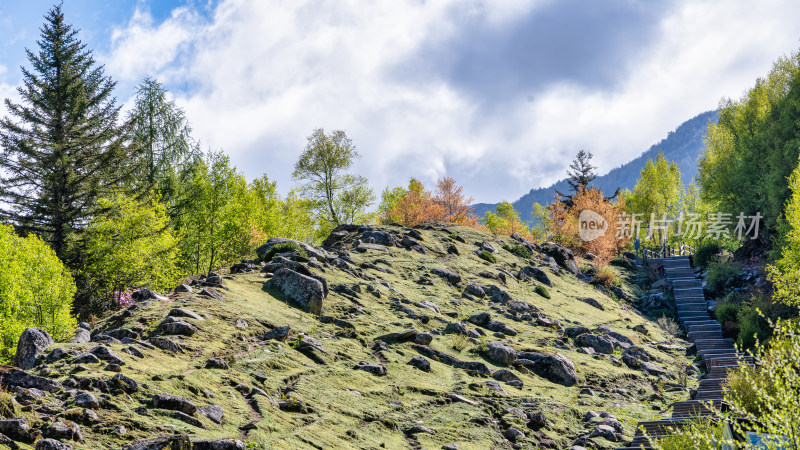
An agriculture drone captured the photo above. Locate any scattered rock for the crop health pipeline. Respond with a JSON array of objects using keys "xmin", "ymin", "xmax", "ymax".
[
  {"xmin": 198, "ymin": 405, "xmax": 224, "ymax": 424},
  {"xmin": 464, "ymin": 284, "xmax": 486, "ymax": 298},
  {"xmin": 205, "ymin": 358, "xmax": 229, "ymax": 370},
  {"xmin": 266, "ymin": 268, "xmax": 326, "ymax": 315},
  {"xmin": 174, "ymin": 284, "xmax": 193, "ymax": 293},
  {"xmin": 0, "ymin": 417, "xmax": 32, "ymax": 443},
  {"xmin": 36, "ymin": 439, "xmax": 71, "ymax": 450},
  {"xmin": 263, "ymin": 326, "xmax": 291, "ymax": 341},
  {"xmin": 621, "ymin": 346, "xmax": 651, "ymax": 369},
  {"xmin": 515, "ymin": 352, "xmax": 579, "ymax": 386},
  {"xmin": 199, "ymin": 287, "xmax": 224, "ymax": 301},
  {"xmin": 519, "ymin": 266, "xmax": 553, "ymax": 286},
  {"xmin": 169, "ymin": 308, "xmax": 204, "ymax": 321},
  {"xmin": 444, "ymin": 322, "xmax": 469, "ymax": 335},
  {"xmin": 192, "ymin": 439, "xmax": 246, "ymax": 450},
  {"xmin": 71, "ymin": 328, "xmax": 91, "ymax": 344},
  {"xmin": 503, "ymin": 427, "xmax": 525, "ymax": 442},
  {"xmin": 484, "ymin": 341, "xmax": 517, "ymax": 365},
  {"xmin": 492, "ymin": 369, "xmax": 523, "ymax": 389},
  {"xmin": 376, "ymin": 328, "xmax": 418, "ymax": 343},
  {"xmin": 579, "ymin": 297, "xmax": 604, "ymax": 310},
  {"xmin": 15, "ymin": 327, "xmax": 53, "ymax": 370},
  {"xmin": 564, "ymin": 326, "xmax": 590, "ymax": 338},
  {"xmin": 125, "ymin": 435, "xmax": 192, "ymax": 450},
  {"xmin": 75, "ymin": 392, "xmax": 99, "ymax": 409},
  {"xmin": 72, "ymin": 353, "xmax": 100, "ymax": 365},
  {"xmin": 233, "ymin": 318, "xmax": 248, "ymax": 329},
  {"xmin": 405, "ymin": 425, "xmax": 436, "ymax": 435},
  {"xmin": 160, "ymin": 321, "xmax": 198, "ymax": 336},
  {"xmin": 574, "ymin": 334, "xmax": 615, "ymax": 354},
  {"xmin": 89, "ymin": 346, "xmax": 125, "ymax": 365},
  {"xmin": 353, "ymin": 361, "xmax": 387, "ymax": 376},
  {"xmin": 413, "ymin": 332, "xmax": 433, "ymax": 345},
  {"xmin": 132, "ymin": 289, "xmax": 168, "ymax": 301},
  {"xmin": 466, "ymin": 311, "xmax": 491, "ymax": 327},
  {"xmin": 431, "ymin": 268, "xmax": 461, "ymax": 284},
  {"xmin": 1, "ymin": 368, "xmax": 63, "ymax": 392},
  {"xmin": 151, "ymin": 393, "xmax": 197, "ymax": 415},
  {"xmin": 43, "ymin": 421, "xmax": 83, "ymax": 442},
  {"xmin": 407, "ymin": 356, "xmax": 431, "ymax": 372},
  {"xmin": 110, "ymin": 373, "xmax": 139, "ymax": 393},
  {"xmin": 149, "ymin": 337, "xmax": 184, "ymax": 353}
]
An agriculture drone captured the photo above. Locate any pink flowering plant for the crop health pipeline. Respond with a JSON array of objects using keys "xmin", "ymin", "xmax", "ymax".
[{"xmin": 113, "ymin": 289, "xmax": 139, "ymax": 308}]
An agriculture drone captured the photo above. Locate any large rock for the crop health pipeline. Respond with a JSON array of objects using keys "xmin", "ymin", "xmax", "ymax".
[
  {"xmin": 15, "ymin": 328, "xmax": 53, "ymax": 370},
  {"xmin": 197, "ymin": 405, "xmax": 224, "ymax": 424},
  {"xmin": 540, "ymin": 242, "xmax": 580, "ymax": 274},
  {"xmin": 1, "ymin": 368, "xmax": 63, "ymax": 392},
  {"xmin": 466, "ymin": 312, "xmax": 491, "ymax": 327},
  {"xmin": 411, "ymin": 345, "xmax": 492, "ymax": 375},
  {"xmin": 353, "ymin": 361, "xmax": 387, "ymax": 376},
  {"xmin": 266, "ymin": 268, "xmax": 326, "ymax": 315},
  {"xmin": 0, "ymin": 417, "xmax": 32, "ymax": 443},
  {"xmin": 70, "ymin": 328, "xmax": 90, "ymax": 344},
  {"xmin": 151, "ymin": 393, "xmax": 197, "ymax": 415},
  {"xmin": 192, "ymin": 439, "xmax": 246, "ymax": 450},
  {"xmin": 362, "ymin": 231, "xmax": 396, "ymax": 247},
  {"xmin": 36, "ymin": 439, "xmax": 73, "ymax": 450},
  {"xmin": 431, "ymin": 268, "xmax": 461, "ymax": 284},
  {"xmin": 575, "ymin": 334, "xmax": 615, "ymax": 354},
  {"xmin": 168, "ymin": 308, "xmax": 204, "ymax": 321},
  {"xmin": 89, "ymin": 346, "xmax": 125, "ymax": 365},
  {"xmin": 125, "ymin": 435, "xmax": 192, "ymax": 450},
  {"xmin": 518, "ymin": 266, "xmax": 553, "ymax": 287},
  {"xmin": 622, "ymin": 346, "xmax": 651, "ymax": 369},
  {"xmin": 515, "ymin": 352, "xmax": 579, "ymax": 386},
  {"xmin": 484, "ymin": 341, "xmax": 517, "ymax": 365},
  {"xmin": 160, "ymin": 321, "xmax": 198, "ymax": 336},
  {"xmin": 579, "ymin": 297, "xmax": 604, "ymax": 310},
  {"xmin": 256, "ymin": 237, "xmax": 329, "ymax": 262}
]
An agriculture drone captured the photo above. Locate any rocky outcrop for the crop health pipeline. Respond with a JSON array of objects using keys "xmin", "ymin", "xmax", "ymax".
[
  {"xmin": 266, "ymin": 268, "xmax": 326, "ymax": 315},
  {"xmin": 15, "ymin": 328, "xmax": 53, "ymax": 370},
  {"xmin": 515, "ymin": 352, "xmax": 578, "ymax": 386},
  {"xmin": 539, "ymin": 242, "xmax": 580, "ymax": 274}
]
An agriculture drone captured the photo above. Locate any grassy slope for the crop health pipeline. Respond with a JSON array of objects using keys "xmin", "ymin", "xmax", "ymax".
[{"xmin": 18, "ymin": 225, "xmax": 694, "ymax": 449}]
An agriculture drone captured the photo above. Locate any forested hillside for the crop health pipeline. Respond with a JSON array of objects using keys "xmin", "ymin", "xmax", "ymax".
[{"xmin": 473, "ymin": 110, "xmax": 719, "ymax": 222}]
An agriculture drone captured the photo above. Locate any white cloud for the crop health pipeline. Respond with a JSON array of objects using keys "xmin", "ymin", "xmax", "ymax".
[{"xmin": 102, "ymin": 0, "xmax": 800, "ymax": 203}]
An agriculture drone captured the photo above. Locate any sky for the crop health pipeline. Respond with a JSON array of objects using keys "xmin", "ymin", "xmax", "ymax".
[{"xmin": 1, "ymin": 0, "xmax": 799, "ymax": 204}]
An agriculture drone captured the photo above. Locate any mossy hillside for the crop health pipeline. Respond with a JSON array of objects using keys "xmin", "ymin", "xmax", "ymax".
[{"xmin": 17, "ymin": 224, "xmax": 695, "ymax": 449}]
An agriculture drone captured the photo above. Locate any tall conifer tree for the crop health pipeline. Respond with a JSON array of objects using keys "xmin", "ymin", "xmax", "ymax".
[{"xmin": 0, "ymin": 5, "xmax": 133, "ymax": 260}]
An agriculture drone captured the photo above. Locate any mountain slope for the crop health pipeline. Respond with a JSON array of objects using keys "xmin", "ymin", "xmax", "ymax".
[
  {"xmin": 473, "ymin": 110, "xmax": 719, "ymax": 222},
  {"xmin": 0, "ymin": 225, "xmax": 695, "ymax": 449}
]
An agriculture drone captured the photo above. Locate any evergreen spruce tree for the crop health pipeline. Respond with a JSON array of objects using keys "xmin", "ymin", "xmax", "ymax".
[
  {"xmin": 556, "ymin": 150, "xmax": 618, "ymax": 207},
  {"xmin": 0, "ymin": 5, "xmax": 133, "ymax": 260}
]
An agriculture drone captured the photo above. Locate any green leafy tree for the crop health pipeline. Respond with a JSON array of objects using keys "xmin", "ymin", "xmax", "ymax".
[
  {"xmin": 484, "ymin": 201, "xmax": 530, "ymax": 238},
  {"xmin": 698, "ymin": 51, "xmax": 800, "ymax": 243},
  {"xmin": 0, "ymin": 5, "xmax": 134, "ymax": 260},
  {"xmin": 0, "ymin": 224, "xmax": 76, "ymax": 361},
  {"xmin": 378, "ymin": 185, "xmax": 406, "ymax": 224},
  {"xmin": 530, "ymin": 202, "xmax": 552, "ymax": 242},
  {"xmin": 628, "ymin": 152, "xmax": 683, "ymax": 243},
  {"xmin": 293, "ymin": 129, "xmax": 375, "ymax": 232},
  {"xmin": 769, "ymin": 156, "xmax": 800, "ymax": 306},
  {"xmin": 79, "ymin": 194, "xmax": 180, "ymax": 313},
  {"xmin": 175, "ymin": 151, "xmax": 254, "ymax": 274}
]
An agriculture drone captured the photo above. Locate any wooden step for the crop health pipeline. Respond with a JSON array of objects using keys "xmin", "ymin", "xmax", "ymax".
[
  {"xmin": 670, "ymin": 400, "xmax": 725, "ymax": 418},
  {"xmin": 675, "ymin": 287, "xmax": 704, "ymax": 297},
  {"xmin": 688, "ymin": 330, "xmax": 724, "ymax": 341},
  {"xmin": 634, "ymin": 419, "xmax": 692, "ymax": 436}
]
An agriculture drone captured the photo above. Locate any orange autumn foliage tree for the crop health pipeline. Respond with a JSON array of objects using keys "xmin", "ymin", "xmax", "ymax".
[
  {"xmin": 434, "ymin": 177, "xmax": 479, "ymax": 226},
  {"xmin": 384, "ymin": 179, "xmax": 445, "ymax": 227},
  {"xmin": 550, "ymin": 187, "xmax": 628, "ymax": 261},
  {"xmin": 381, "ymin": 177, "xmax": 479, "ymax": 227}
]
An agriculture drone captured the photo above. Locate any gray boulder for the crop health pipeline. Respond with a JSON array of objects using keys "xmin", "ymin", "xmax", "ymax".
[
  {"xmin": 516, "ymin": 352, "xmax": 578, "ymax": 386},
  {"xmin": 192, "ymin": 439, "xmax": 245, "ymax": 450},
  {"xmin": 354, "ymin": 361, "xmax": 387, "ymax": 376},
  {"xmin": 579, "ymin": 297, "xmax": 604, "ymax": 310},
  {"xmin": 266, "ymin": 268, "xmax": 326, "ymax": 315},
  {"xmin": 466, "ymin": 312, "xmax": 491, "ymax": 327},
  {"xmin": 168, "ymin": 308, "xmax": 204, "ymax": 321},
  {"xmin": 15, "ymin": 328, "xmax": 53, "ymax": 370},
  {"xmin": 70, "ymin": 328, "xmax": 90, "ymax": 344},
  {"xmin": 540, "ymin": 242, "xmax": 580, "ymax": 274},
  {"xmin": 36, "ymin": 439, "xmax": 73, "ymax": 450},
  {"xmin": 125, "ymin": 435, "xmax": 192, "ymax": 450},
  {"xmin": 518, "ymin": 266, "xmax": 553, "ymax": 286},
  {"xmin": 575, "ymin": 334, "xmax": 615, "ymax": 354},
  {"xmin": 484, "ymin": 341, "xmax": 517, "ymax": 365},
  {"xmin": 151, "ymin": 393, "xmax": 197, "ymax": 415},
  {"xmin": 431, "ymin": 268, "xmax": 461, "ymax": 284},
  {"xmin": 198, "ymin": 405, "xmax": 224, "ymax": 424},
  {"xmin": 622, "ymin": 346, "xmax": 651, "ymax": 369}
]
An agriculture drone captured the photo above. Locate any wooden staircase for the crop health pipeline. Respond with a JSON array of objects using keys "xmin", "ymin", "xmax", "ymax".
[{"xmin": 617, "ymin": 255, "xmax": 748, "ymax": 449}]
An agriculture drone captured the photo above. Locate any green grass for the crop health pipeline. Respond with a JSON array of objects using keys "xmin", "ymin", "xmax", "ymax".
[{"xmin": 30, "ymin": 224, "xmax": 696, "ymax": 449}]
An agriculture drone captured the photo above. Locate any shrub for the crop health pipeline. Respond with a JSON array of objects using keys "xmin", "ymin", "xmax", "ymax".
[
  {"xmin": 693, "ymin": 242, "xmax": 722, "ymax": 268},
  {"xmin": 704, "ymin": 260, "xmax": 740, "ymax": 297},
  {"xmin": 657, "ymin": 316, "xmax": 680, "ymax": 339},
  {"xmin": 593, "ymin": 266, "xmax": 619, "ymax": 288},
  {"xmin": 452, "ymin": 333, "xmax": 469, "ymax": 352},
  {"xmin": 610, "ymin": 256, "xmax": 635, "ymax": 270},
  {"xmin": 652, "ymin": 417, "xmax": 723, "ymax": 450},
  {"xmin": 735, "ymin": 295, "xmax": 795, "ymax": 349},
  {"xmin": 478, "ymin": 250, "xmax": 496, "ymax": 263},
  {"xmin": 0, "ymin": 388, "xmax": 17, "ymax": 418},
  {"xmin": 0, "ymin": 224, "xmax": 76, "ymax": 362},
  {"xmin": 724, "ymin": 364, "xmax": 774, "ymax": 417},
  {"xmin": 261, "ymin": 241, "xmax": 307, "ymax": 262},
  {"xmin": 79, "ymin": 194, "xmax": 180, "ymax": 315},
  {"xmin": 714, "ymin": 299, "xmax": 740, "ymax": 326},
  {"xmin": 534, "ymin": 285, "xmax": 550, "ymax": 299},
  {"xmin": 501, "ymin": 243, "xmax": 531, "ymax": 259}
]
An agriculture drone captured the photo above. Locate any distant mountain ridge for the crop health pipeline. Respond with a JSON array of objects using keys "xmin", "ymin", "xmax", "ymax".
[{"xmin": 472, "ymin": 110, "xmax": 719, "ymax": 222}]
